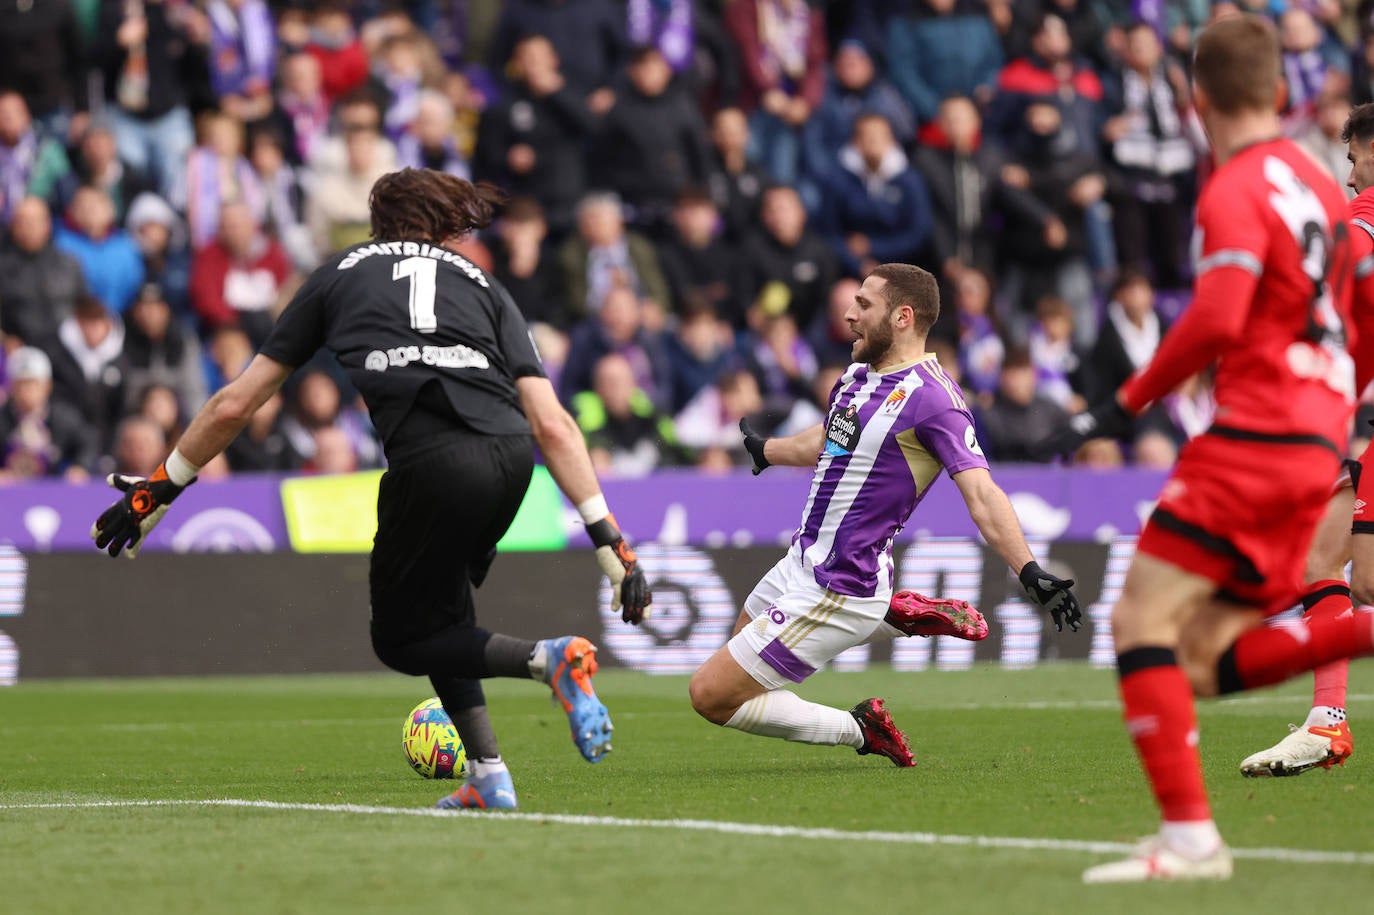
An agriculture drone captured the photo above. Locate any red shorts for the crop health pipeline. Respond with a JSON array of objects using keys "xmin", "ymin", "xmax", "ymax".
[
  {"xmin": 1349, "ymin": 442, "xmax": 1374, "ymax": 535},
  {"xmin": 1137, "ymin": 433, "xmax": 1342, "ymax": 615}
]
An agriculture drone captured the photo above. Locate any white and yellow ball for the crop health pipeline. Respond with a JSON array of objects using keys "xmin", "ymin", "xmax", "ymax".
[{"xmin": 402, "ymin": 698, "xmax": 466, "ymax": 779}]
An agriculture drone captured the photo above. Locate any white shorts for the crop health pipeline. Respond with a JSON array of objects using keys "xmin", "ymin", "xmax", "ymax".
[{"xmin": 727, "ymin": 547, "xmax": 891, "ymax": 690}]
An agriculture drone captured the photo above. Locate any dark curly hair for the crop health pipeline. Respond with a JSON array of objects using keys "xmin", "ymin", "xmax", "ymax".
[{"xmin": 369, "ymin": 168, "xmax": 506, "ymax": 243}]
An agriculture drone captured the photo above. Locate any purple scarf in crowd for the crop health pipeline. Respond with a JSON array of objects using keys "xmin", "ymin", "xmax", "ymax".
[
  {"xmin": 207, "ymin": 0, "xmax": 277, "ymax": 98},
  {"xmin": 627, "ymin": 0, "xmax": 695, "ymax": 73}
]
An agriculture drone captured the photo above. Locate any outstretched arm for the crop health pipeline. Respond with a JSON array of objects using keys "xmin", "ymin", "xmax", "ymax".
[
  {"xmin": 518, "ymin": 376, "xmax": 651, "ymax": 623},
  {"xmin": 953, "ymin": 467, "xmax": 1082, "ymax": 632},
  {"xmin": 92, "ymin": 355, "xmax": 293, "ymax": 558},
  {"xmin": 951, "ymin": 467, "xmax": 1034, "ymax": 572},
  {"xmin": 741, "ymin": 420, "xmax": 824, "ymax": 474}
]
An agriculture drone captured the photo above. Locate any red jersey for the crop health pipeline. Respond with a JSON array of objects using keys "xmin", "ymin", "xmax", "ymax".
[
  {"xmin": 1348, "ymin": 188, "xmax": 1374, "ymax": 392},
  {"xmin": 1121, "ymin": 138, "xmax": 1355, "ymax": 451}
]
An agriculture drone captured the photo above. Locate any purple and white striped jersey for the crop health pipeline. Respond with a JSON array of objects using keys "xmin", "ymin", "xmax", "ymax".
[{"xmin": 791, "ymin": 354, "xmax": 988, "ymax": 597}]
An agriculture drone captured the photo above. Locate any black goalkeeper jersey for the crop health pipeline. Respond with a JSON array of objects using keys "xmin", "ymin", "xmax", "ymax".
[{"xmin": 260, "ymin": 240, "xmax": 546, "ymax": 452}]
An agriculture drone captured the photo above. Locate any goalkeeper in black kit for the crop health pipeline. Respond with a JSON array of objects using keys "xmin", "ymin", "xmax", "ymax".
[{"xmin": 91, "ymin": 169, "xmax": 652, "ymax": 811}]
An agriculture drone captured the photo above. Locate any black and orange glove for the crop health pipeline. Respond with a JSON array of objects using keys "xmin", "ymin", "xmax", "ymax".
[
  {"xmin": 587, "ymin": 515, "xmax": 652, "ymax": 624},
  {"xmin": 90, "ymin": 465, "xmax": 194, "ymax": 558}
]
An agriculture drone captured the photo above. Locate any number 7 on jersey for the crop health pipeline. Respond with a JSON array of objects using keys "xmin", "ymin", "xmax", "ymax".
[{"xmin": 394, "ymin": 256, "xmax": 438, "ymax": 333}]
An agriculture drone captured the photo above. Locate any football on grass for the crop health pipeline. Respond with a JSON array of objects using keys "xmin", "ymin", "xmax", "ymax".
[{"xmin": 402, "ymin": 698, "xmax": 466, "ymax": 779}]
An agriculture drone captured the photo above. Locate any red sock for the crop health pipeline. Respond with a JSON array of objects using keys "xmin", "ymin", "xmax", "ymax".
[
  {"xmin": 1220, "ymin": 604, "xmax": 1374, "ymax": 693},
  {"xmin": 1301, "ymin": 581, "xmax": 1353, "ymax": 708},
  {"xmin": 1118, "ymin": 649, "xmax": 1211, "ymax": 822}
]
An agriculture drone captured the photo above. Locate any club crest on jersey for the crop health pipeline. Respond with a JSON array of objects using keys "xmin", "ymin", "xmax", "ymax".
[
  {"xmin": 825, "ymin": 404, "xmax": 861, "ymax": 456},
  {"xmin": 879, "ymin": 388, "xmax": 909, "ymax": 415}
]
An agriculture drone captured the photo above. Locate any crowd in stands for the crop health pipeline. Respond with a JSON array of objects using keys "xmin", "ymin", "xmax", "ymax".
[{"xmin": 1, "ymin": 0, "xmax": 1371, "ymax": 483}]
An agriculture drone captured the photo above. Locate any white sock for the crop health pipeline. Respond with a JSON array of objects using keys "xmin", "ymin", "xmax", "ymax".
[
  {"xmin": 724, "ymin": 690, "xmax": 864, "ymax": 748},
  {"xmin": 1303, "ymin": 706, "xmax": 1347, "ymax": 728},
  {"xmin": 527, "ymin": 642, "xmax": 550, "ymax": 680},
  {"xmin": 1160, "ymin": 820, "xmax": 1223, "ymax": 859},
  {"xmin": 468, "ymin": 756, "xmax": 507, "ymax": 778}
]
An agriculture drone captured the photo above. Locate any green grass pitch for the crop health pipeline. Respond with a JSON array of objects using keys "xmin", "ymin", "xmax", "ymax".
[{"xmin": 2, "ymin": 663, "xmax": 1372, "ymax": 914}]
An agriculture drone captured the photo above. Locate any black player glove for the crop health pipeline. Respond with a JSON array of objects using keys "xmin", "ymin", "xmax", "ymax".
[
  {"xmin": 587, "ymin": 515, "xmax": 652, "ymax": 624},
  {"xmin": 90, "ymin": 467, "xmax": 194, "ymax": 558},
  {"xmin": 1019, "ymin": 561, "xmax": 1082, "ymax": 632},
  {"xmin": 740, "ymin": 418, "xmax": 770, "ymax": 475},
  {"xmin": 1031, "ymin": 399, "xmax": 1134, "ymax": 461}
]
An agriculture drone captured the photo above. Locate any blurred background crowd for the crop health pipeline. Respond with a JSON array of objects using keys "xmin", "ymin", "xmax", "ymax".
[{"xmin": 1, "ymin": 0, "xmax": 1372, "ymax": 484}]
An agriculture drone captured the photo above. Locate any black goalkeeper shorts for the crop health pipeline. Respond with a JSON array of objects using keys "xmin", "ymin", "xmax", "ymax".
[{"xmin": 369, "ymin": 430, "xmax": 533, "ymax": 645}]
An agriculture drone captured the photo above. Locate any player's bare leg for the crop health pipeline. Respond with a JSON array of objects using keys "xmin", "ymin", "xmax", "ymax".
[
  {"xmin": 1083, "ymin": 553, "xmax": 1235, "ymax": 883},
  {"xmin": 689, "ymin": 643, "xmax": 914, "ymax": 766},
  {"xmin": 1241, "ymin": 487, "xmax": 1355, "ymax": 776}
]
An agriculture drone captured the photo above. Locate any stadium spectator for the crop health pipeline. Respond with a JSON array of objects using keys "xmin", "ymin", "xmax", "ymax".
[
  {"xmin": 302, "ymin": 4, "xmax": 370, "ymax": 105},
  {"xmin": 270, "ymin": 52, "xmax": 331, "ymax": 166},
  {"xmin": 224, "ymin": 390, "xmax": 295, "ymax": 472},
  {"xmin": 0, "ymin": 91, "xmax": 71, "ymax": 224},
  {"xmin": 1026, "ymin": 295, "xmax": 1085, "ymax": 412},
  {"xmin": 396, "ymin": 89, "xmax": 470, "ymax": 180},
  {"xmin": 1104, "ymin": 20, "xmax": 1198, "ymax": 288},
  {"xmin": 674, "ymin": 365, "xmax": 766, "ymax": 471},
  {"xmin": 559, "ymin": 284, "xmax": 670, "ymax": 407},
  {"xmin": 817, "ymin": 113, "xmax": 932, "ymax": 277},
  {"xmin": 625, "ymin": 0, "xmax": 697, "ymax": 77},
  {"xmin": 0, "ymin": 346, "xmax": 93, "ymax": 482},
  {"xmin": 1351, "ymin": 32, "xmax": 1374, "ymax": 105},
  {"xmin": 725, "ymin": 0, "xmax": 828, "ymax": 185},
  {"xmin": 206, "ymin": 0, "xmax": 278, "ymax": 126},
  {"xmin": 95, "ymin": 0, "xmax": 209, "ymax": 206},
  {"xmin": 132, "ymin": 381, "xmax": 185, "ymax": 450},
  {"xmin": 1000, "ymin": 0, "xmax": 1111, "ymax": 70},
  {"xmin": 54, "ymin": 186, "xmax": 146, "ymax": 316},
  {"xmin": 306, "ymin": 120, "xmax": 390, "ymax": 257},
  {"xmin": 976, "ymin": 347, "xmax": 1069, "ymax": 463},
  {"xmin": 986, "ymin": 12, "xmax": 1110, "ymax": 162},
  {"xmin": 190, "ymin": 201, "xmax": 294, "ymax": 347},
  {"xmin": 203, "ymin": 324, "xmax": 253, "ymax": 391},
  {"xmin": 490, "ymin": 196, "xmax": 568, "ymax": 328},
  {"xmin": 1279, "ymin": 7, "xmax": 1348, "ymax": 123},
  {"xmin": 997, "ymin": 101, "xmax": 1101, "ymax": 348},
  {"xmin": 1081, "ymin": 268, "xmax": 1167, "ymax": 405},
  {"xmin": 706, "ymin": 107, "xmax": 768, "ymax": 242},
  {"xmin": 49, "ymin": 294, "xmax": 128, "ymax": 456},
  {"xmin": 122, "ymin": 282, "xmax": 207, "ymax": 416},
  {"xmin": 54, "ymin": 123, "xmax": 156, "ymax": 223},
  {"xmin": 305, "ymin": 92, "xmax": 398, "ymax": 179},
  {"xmin": 0, "ymin": 197, "xmax": 87, "ymax": 347},
  {"xmin": 487, "ymin": 0, "xmax": 627, "ymax": 101},
  {"xmin": 126, "ymin": 192, "xmax": 192, "ymax": 315},
  {"xmin": 110, "ymin": 414, "xmax": 166, "ymax": 478},
  {"xmin": 951, "ymin": 267, "xmax": 1004, "ymax": 404},
  {"xmin": 303, "ymin": 425, "xmax": 360, "ymax": 475},
  {"xmin": 885, "ymin": 0, "xmax": 1004, "ymax": 126},
  {"xmin": 589, "ymin": 46, "xmax": 712, "ymax": 233},
  {"xmin": 656, "ymin": 188, "xmax": 741, "ymax": 326},
  {"xmin": 280, "ymin": 368, "xmax": 380, "ymax": 471},
  {"xmin": 665, "ymin": 297, "xmax": 738, "ymax": 412},
  {"xmin": 473, "ymin": 35, "xmax": 594, "ymax": 236},
  {"xmin": 0, "ymin": 0, "xmax": 88, "ymax": 140},
  {"xmin": 745, "ymin": 310, "xmax": 817, "ymax": 416},
  {"xmin": 802, "ymin": 39, "xmax": 915, "ymax": 191},
  {"xmin": 247, "ymin": 129, "xmax": 315, "ymax": 272},
  {"xmin": 914, "ymin": 96, "xmax": 1045, "ymax": 284},
  {"xmin": 573, "ymin": 351, "xmax": 686, "ymax": 477},
  {"xmin": 805, "ymin": 276, "xmax": 859, "ymax": 368},
  {"xmin": 1297, "ymin": 80, "xmax": 1356, "ymax": 193},
  {"xmin": 185, "ymin": 111, "xmax": 264, "ymax": 251},
  {"xmin": 739, "ymin": 184, "xmax": 836, "ymax": 329},
  {"xmin": 374, "ymin": 33, "xmax": 433, "ymax": 144},
  {"xmin": 558, "ymin": 192, "xmax": 670, "ymax": 319}
]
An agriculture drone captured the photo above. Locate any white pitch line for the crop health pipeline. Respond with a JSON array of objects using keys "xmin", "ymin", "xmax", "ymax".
[{"xmin": 2, "ymin": 798, "xmax": 1371, "ymax": 866}]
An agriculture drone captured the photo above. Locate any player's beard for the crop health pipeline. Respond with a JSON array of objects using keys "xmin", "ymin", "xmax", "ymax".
[{"xmin": 852, "ymin": 321, "xmax": 894, "ymax": 366}]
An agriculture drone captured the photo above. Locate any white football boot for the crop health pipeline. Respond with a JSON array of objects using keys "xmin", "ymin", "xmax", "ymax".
[
  {"xmin": 1082, "ymin": 835, "xmax": 1233, "ymax": 884},
  {"xmin": 1239, "ymin": 720, "xmax": 1353, "ymax": 777}
]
